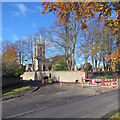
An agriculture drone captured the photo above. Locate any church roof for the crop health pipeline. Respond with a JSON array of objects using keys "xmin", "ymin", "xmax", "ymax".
[{"xmin": 45, "ymin": 54, "xmax": 68, "ymax": 64}]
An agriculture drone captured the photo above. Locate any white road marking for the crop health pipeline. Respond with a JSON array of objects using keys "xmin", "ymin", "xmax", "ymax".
[
  {"xmin": 106, "ymin": 102, "xmax": 118, "ymax": 108},
  {"xmin": 56, "ymin": 91, "xmax": 67, "ymax": 95},
  {"xmin": 57, "ymin": 92, "xmax": 63, "ymax": 95},
  {"xmin": 6, "ymin": 106, "xmax": 47, "ymax": 118},
  {"xmin": 82, "ymin": 114, "xmax": 91, "ymax": 118},
  {"xmin": 39, "ymin": 95, "xmax": 45, "ymax": 96}
]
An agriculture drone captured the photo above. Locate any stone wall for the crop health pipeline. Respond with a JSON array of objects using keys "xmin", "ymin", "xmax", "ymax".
[{"xmin": 21, "ymin": 71, "xmax": 85, "ymax": 83}]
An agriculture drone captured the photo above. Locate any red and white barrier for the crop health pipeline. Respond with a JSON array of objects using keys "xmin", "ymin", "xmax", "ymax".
[
  {"xmin": 82, "ymin": 78, "xmax": 119, "ymax": 86},
  {"xmin": 85, "ymin": 78, "xmax": 119, "ymax": 82}
]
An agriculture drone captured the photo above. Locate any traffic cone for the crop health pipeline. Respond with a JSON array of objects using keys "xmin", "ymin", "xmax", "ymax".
[
  {"xmin": 60, "ymin": 82, "xmax": 63, "ymax": 86},
  {"xmin": 42, "ymin": 80, "xmax": 44, "ymax": 84},
  {"xmin": 111, "ymin": 83, "xmax": 113, "ymax": 88},
  {"xmin": 81, "ymin": 82, "xmax": 84, "ymax": 88},
  {"xmin": 82, "ymin": 84, "xmax": 84, "ymax": 88}
]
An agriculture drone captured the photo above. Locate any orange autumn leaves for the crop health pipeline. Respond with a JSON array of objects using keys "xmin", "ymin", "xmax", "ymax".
[
  {"xmin": 2, "ymin": 45, "xmax": 20, "ymax": 65},
  {"xmin": 41, "ymin": 2, "xmax": 96, "ymax": 28},
  {"xmin": 2, "ymin": 44, "xmax": 24, "ymax": 77},
  {"xmin": 41, "ymin": 2, "xmax": 119, "ymax": 33},
  {"xmin": 106, "ymin": 44, "xmax": 120, "ymax": 71}
]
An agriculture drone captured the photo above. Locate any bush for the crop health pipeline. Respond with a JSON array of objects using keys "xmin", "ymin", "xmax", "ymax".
[
  {"xmin": 2, "ymin": 63, "xmax": 24, "ymax": 77},
  {"xmin": 83, "ymin": 63, "xmax": 92, "ymax": 71},
  {"xmin": 54, "ymin": 61, "xmax": 68, "ymax": 71}
]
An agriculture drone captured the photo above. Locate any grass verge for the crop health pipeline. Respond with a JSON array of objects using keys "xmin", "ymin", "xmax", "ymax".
[
  {"xmin": 109, "ymin": 112, "xmax": 120, "ymax": 120},
  {"xmin": 2, "ymin": 86, "xmax": 30, "ymax": 96}
]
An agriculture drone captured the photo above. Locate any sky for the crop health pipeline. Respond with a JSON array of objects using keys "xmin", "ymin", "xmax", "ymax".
[
  {"xmin": 1, "ymin": 2, "xmax": 118, "ymax": 69},
  {"xmin": 2, "ymin": 2, "xmax": 57, "ymax": 42},
  {"xmin": 2, "ymin": 2, "xmax": 86, "ymax": 67}
]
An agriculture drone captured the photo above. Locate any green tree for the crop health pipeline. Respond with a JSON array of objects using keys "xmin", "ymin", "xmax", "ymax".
[
  {"xmin": 83, "ymin": 63, "xmax": 92, "ymax": 71},
  {"xmin": 53, "ymin": 61, "xmax": 68, "ymax": 71}
]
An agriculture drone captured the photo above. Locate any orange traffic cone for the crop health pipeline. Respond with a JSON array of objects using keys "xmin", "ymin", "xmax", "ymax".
[
  {"xmin": 81, "ymin": 82, "xmax": 84, "ymax": 88},
  {"xmin": 42, "ymin": 80, "xmax": 44, "ymax": 84}
]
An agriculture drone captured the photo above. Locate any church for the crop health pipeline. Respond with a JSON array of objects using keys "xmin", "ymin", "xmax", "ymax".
[{"xmin": 26, "ymin": 43, "xmax": 77, "ymax": 72}]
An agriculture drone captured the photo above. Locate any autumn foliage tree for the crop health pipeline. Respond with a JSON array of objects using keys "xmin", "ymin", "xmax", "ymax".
[
  {"xmin": 2, "ymin": 44, "xmax": 24, "ymax": 77},
  {"xmin": 41, "ymin": 2, "xmax": 119, "ymax": 34},
  {"xmin": 41, "ymin": 2, "xmax": 119, "ymax": 72},
  {"xmin": 106, "ymin": 44, "xmax": 120, "ymax": 72}
]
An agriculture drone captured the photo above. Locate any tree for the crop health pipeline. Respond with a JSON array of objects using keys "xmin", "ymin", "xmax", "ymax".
[
  {"xmin": 14, "ymin": 39, "xmax": 27, "ymax": 65},
  {"xmin": 34, "ymin": 27, "xmax": 48, "ymax": 57},
  {"xmin": 85, "ymin": 18, "xmax": 117, "ymax": 71},
  {"xmin": 106, "ymin": 44, "xmax": 120, "ymax": 72},
  {"xmin": 2, "ymin": 44, "xmax": 23, "ymax": 77},
  {"xmin": 41, "ymin": 2, "xmax": 119, "ymax": 34},
  {"xmin": 83, "ymin": 62, "xmax": 92, "ymax": 71},
  {"xmin": 41, "ymin": 2, "xmax": 119, "ymax": 72},
  {"xmin": 2, "ymin": 44, "xmax": 19, "ymax": 64},
  {"xmin": 24, "ymin": 36, "xmax": 34, "ymax": 63},
  {"xmin": 48, "ymin": 12, "xmax": 80, "ymax": 71},
  {"xmin": 53, "ymin": 60, "xmax": 68, "ymax": 71}
]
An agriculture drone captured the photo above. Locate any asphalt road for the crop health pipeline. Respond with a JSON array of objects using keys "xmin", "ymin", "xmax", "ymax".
[{"xmin": 2, "ymin": 84, "xmax": 119, "ymax": 118}]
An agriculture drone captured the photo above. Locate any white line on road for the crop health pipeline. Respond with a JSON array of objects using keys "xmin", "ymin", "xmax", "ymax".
[
  {"xmin": 6, "ymin": 106, "xmax": 47, "ymax": 118},
  {"xmin": 106, "ymin": 102, "xmax": 118, "ymax": 108},
  {"xmin": 56, "ymin": 91, "xmax": 67, "ymax": 95},
  {"xmin": 39, "ymin": 95, "xmax": 45, "ymax": 96},
  {"xmin": 56, "ymin": 92, "xmax": 63, "ymax": 95},
  {"xmin": 82, "ymin": 114, "xmax": 91, "ymax": 118}
]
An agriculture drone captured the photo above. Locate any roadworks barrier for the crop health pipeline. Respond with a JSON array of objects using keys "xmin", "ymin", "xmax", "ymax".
[{"xmin": 81, "ymin": 78, "xmax": 119, "ymax": 88}]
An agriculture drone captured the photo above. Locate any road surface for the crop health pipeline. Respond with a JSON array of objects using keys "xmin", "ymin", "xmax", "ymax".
[{"xmin": 2, "ymin": 84, "xmax": 119, "ymax": 118}]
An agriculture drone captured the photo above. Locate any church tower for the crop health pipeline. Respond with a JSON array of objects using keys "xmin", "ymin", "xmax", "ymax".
[{"xmin": 33, "ymin": 43, "xmax": 45, "ymax": 71}]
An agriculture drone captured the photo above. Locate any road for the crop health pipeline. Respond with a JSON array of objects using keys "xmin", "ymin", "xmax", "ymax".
[{"xmin": 2, "ymin": 84, "xmax": 119, "ymax": 118}]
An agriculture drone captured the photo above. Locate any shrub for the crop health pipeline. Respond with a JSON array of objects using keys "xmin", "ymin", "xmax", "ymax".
[
  {"xmin": 54, "ymin": 61, "xmax": 68, "ymax": 71},
  {"xmin": 83, "ymin": 63, "xmax": 92, "ymax": 71},
  {"xmin": 2, "ymin": 63, "xmax": 24, "ymax": 77}
]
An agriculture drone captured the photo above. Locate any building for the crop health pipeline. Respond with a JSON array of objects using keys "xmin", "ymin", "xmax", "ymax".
[{"xmin": 26, "ymin": 43, "xmax": 77, "ymax": 72}]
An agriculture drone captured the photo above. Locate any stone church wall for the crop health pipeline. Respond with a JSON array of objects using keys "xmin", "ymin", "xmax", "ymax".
[{"xmin": 21, "ymin": 71, "xmax": 85, "ymax": 83}]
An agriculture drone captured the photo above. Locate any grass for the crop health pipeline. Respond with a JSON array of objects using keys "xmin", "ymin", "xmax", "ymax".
[
  {"xmin": 110, "ymin": 112, "xmax": 120, "ymax": 120},
  {"xmin": 2, "ymin": 86, "xmax": 30, "ymax": 96}
]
